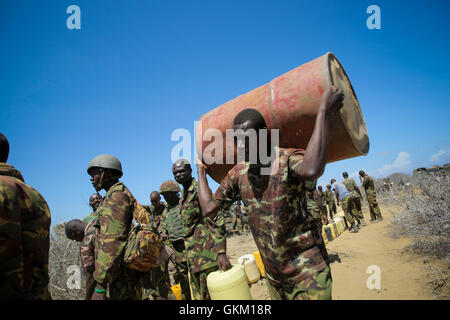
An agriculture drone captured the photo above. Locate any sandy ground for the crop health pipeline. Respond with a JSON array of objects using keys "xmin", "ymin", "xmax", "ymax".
[{"xmin": 225, "ymin": 204, "xmax": 433, "ymax": 300}]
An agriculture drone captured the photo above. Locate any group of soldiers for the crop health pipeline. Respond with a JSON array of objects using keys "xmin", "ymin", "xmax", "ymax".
[
  {"xmin": 313, "ymin": 171, "xmax": 384, "ymax": 234},
  {"xmin": 1, "ymin": 86, "xmax": 385, "ymax": 300}
]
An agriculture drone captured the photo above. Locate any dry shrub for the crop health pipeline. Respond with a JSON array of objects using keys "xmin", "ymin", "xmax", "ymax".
[
  {"xmin": 48, "ymin": 223, "xmax": 86, "ymax": 300},
  {"xmin": 379, "ymin": 172, "xmax": 450, "ymax": 298}
]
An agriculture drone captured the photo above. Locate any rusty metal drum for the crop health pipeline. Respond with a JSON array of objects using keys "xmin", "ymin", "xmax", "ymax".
[{"xmin": 195, "ymin": 52, "xmax": 369, "ymax": 183}]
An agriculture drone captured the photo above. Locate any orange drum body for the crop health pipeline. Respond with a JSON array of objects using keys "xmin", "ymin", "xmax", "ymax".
[{"xmin": 195, "ymin": 52, "xmax": 369, "ymax": 183}]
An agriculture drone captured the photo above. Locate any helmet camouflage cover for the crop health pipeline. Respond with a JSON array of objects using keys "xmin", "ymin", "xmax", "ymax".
[{"xmin": 159, "ymin": 180, "xmax": 180, "ymax": 193}]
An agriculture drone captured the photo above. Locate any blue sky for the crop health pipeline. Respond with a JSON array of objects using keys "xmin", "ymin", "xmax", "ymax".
[{"xmin": 1, "ymin": 1, "xmax": 449, "ymax": 226}]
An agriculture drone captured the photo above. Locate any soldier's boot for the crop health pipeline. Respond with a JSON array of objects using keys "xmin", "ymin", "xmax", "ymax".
[
  {"xmin": 359, "ymin": 218, "xmax": 367, "ymax": 227},
  {"xmin": 349, "ymin": 223, "xmax": 359, "ymax": 233}
]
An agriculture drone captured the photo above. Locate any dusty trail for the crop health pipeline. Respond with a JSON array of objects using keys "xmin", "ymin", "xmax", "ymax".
[{"xmin": 225, "ymin": 204, "xmax": 432, "ymax": 300}]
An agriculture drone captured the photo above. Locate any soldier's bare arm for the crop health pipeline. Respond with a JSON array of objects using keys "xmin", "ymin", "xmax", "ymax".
[
  {"xmin": 294, "ymin": 86, "xmax": 344, "ymax": 181},
  {"xmin": 197, "ymin": 160, "xmax": 223, "ymax": 218}
]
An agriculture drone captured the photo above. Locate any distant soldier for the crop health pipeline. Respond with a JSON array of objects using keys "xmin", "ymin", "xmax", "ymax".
[
  {"xmin": 143, "ymin": 191, "xmax": 167, "ymax": 231},
  {"xmin": 342, "ymin": 172, "xmax": 366, "ymax": 227},
  {"xmin": 0, "ymin": 133, "xmax": 51, "ymax": 300},
  {"xmin": 359, "ymin": 170, "xmax": 383, "ymax": 222},
  {"xmin": 87, "ymin": 154, "xmax": 142, "ymax": 300},
  {"xmin": 82, "ymin": 193, "xmax": 103, "ymax": 224},
  {"xmin": 324, "ymin": 184, "xmax": 337, "ymax": 220},
  {"xmin": 65, "ymin": 218, "xmax": 98, "ymax": 299},
  {"xmin": 331, "ymin": 179, "xmax": 359, "ymax": 233},
  {"xmin": 159, "ymin": 180, "xmax": 191, "ymax": 300},
  {"xmin": 316, "ymin": 185, "xmax": 329, "ymax": 225},
  {"xmin": 172, "ymin": 159, "xmax": 231, "ymax": 300}
]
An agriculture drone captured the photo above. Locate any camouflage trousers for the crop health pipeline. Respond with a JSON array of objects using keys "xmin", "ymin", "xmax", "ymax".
[
  {"xmin": 142, "ymin": 261, "xmax": 174, "ymax": 300},
  {"xmin": 326, "ymin": 201, "xmax": 336, "ymax": 220},
  {"xmin": 107, "ymin": 267, "xmax": 142, "ymax": 300},
  {"xmin": 366, "ymin": 191, "xmax": 383, "ymax": 220},
  {"xmin": 265, "ymin": 266, "xmax": 332, "ymax": 300},
  {"xmin": 352, "ymin": 194, "xmax": 364, "ymax": 220},
  {"xmin": 340, "ymin": 196, "xmax": 356, "ymax": 225},
  {"xmin": 171, "ymin": 239, "xmax": 191, "ymax": 300},
  {"xmin": 189, "ymin": 265, "xmax": 218, "ymax": 300}
]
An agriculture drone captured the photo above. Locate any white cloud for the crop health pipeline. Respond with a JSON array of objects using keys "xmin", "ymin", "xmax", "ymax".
[
  {"xmin": 369, "ymin": 151, "xmax": 412, "ymax": 178},
  {"xmin": 429, "ymin": 150, "xmax": 449, "ymax": 164}
]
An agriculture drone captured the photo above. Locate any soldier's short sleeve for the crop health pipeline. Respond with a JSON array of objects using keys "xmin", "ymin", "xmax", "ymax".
[
  {"xmin": 288, "ymin": 149, "xmax": 305, "ymax": 177},
  {"xmin": 213, "ymin": 167, "xmax": 240, "ymax": 209},
  {"xmin": 94, "ymin": 190, "xmax": 132, "ymax": 285}
]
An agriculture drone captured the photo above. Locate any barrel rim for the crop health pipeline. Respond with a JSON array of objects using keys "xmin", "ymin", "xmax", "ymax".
[{"xmin": 326, "ymin": 52, "xmax": 370, "ymax": 156}]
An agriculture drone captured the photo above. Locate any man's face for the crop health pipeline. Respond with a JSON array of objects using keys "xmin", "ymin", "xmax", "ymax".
[
  {"xmin": 89, "ymin": 194, "xmax": 102, "ymax": 211},
  {"xmin": 172, "ymin": 163, "xmax": 192, "ymax": 185},
  {"xmin": 150, "ymin": 193, "xmax": 161, "ymax": 207},
  {"xmin": 89, "ymin": 168, "xmax": 103, "ymax": 191},
  {"xmin": 67, "ymin": 228, "xmax": 84, "ymax": 242},
  {"xmin": 161, "ymin": 192, "xmax": 179, "ymax": 206},
  {"xmin": 318, "ymin": 186, "xmax": 322, "ymax": 192},
  {"xmin": 232, "ymin": 120, "xmax": 259, "ymax": 163}
]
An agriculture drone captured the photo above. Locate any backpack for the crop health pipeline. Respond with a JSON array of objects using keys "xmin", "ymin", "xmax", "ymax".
[{"xmin": 123, "ymin": 221, "xmax": 165, "ymax": 272}]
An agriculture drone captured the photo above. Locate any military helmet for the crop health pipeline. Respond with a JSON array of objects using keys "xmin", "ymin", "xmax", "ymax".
[
  {"xmin": 87, "ymin": 154, "xmax": 123, "ymax": 177},
  {"xmin": 159, "ymin": 180, "xmax": 180, "ymax": 193},
  {"xmin": 326, "ymin": 184, "xmax": 331, "ymax": 188}
]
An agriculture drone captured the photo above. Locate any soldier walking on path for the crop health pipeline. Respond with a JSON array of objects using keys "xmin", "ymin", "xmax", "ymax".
[
  {"xmin": 342, "ymin": 172, "xmax": 367, "ymax": 227},
  {"xmin": 324, "ymin": 184, "xmax": 337, "ymax": 220},
  {"xmin": 331, "ymin": 179, "xmax": 359, "ymax": 233},
  {"xmin": 172, "ymin": 159, "xmax": 231, "ymax": 300},
  {"xmin": 196, "ymin": 86, "xmax": 344, "ymax": 300},
  {"xmin": 232, "ymin": 200, "xmax": 244, "ymax": 234},
  {"xmin": 87, "ymin": 154, "xmax": 142, "ymax": 300},
  {"xmin": 359, "ymin": 170, "xmax": 383, "ymax": 222},
  {"xmin": 316, "ymin": 185, "xmax": 329, "ymax": 225},
  {"xmin": 0, "ymin": 133, "xmax": 51, "ymax": 300},
  {"xmin": 159, "ymin": 180, "xmax": 191, "ymax": 300}
]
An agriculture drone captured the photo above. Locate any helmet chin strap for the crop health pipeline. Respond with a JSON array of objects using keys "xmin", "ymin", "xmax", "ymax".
[{"xmin": 95, "ymin": 170, "xmax": 106, "ymax": 192}]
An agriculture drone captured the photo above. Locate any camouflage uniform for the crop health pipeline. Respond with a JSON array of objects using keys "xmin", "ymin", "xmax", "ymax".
[
  {"xmin": 80, "ymin": 218, "xmax": 98, "ymax": 276},
  {"xmin": 324, "ymin": 188, "xmax": 336, "ymax": 220},
  {"xmin": 0, "ymin": 163, "xmax": 51, "ymax": 300},
  {"xmin": 213, "ymin": 148, "xmax": 331, "ymax": 300},
  {"xmin": 82, "ymin": 212, "xmax": 97, "ymax": 224},
  {"xmin": 232, "ymin": 205, "xmax": 243, "ymax": 233},
  {"xmin": 80, "ymin": 218, "xmax": 98, "ymax": 299},
  {"xmin": 362, "ymin": 175, "xmax": 383, "ymax": 221},
  {"xmin": 143, "ymin": 202, "xmax": 167, "ymax": 231},
  {"xmin": 160, "ymin": 203, "xmax": 190, "ymax": 300},
  {"xmin": 93, "ymin": 181, "xmax": 142, "ymax": 300},
  {"xmin": 342, "ymin": 178, "xmax": 364, "ymax": 221},
  {"xmin": 135, "ymin": 203, "xmax": 172, "ymax": 300},
  {"xmin": 180, "ymin": 178, "xmax": 227, "ymax": 300}
]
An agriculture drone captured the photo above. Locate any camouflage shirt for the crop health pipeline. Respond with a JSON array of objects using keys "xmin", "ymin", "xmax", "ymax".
[
  {"xmin": 143, "ymin": 202, "xmax": 166, "ymax": 230},
  {"xmin": 160, "ymin": 204, "xmax": 184, "ymax": 243},
  {"xmin": 80, "ymin": 218, "xmax": 98, "ymax": 275},
  {"xmin": 93, "ymin": 181, "xmax": 135, "ymax": 285},
  {"xmin": 213, "ymin": 147, "xmax": 327, "ymax": 280},
  {"xmin": 180, "ymin": 178, "xmax": 226, "ymax": 274},
  {"xmin": 362, "ymin": 175, "xmax": 376, "ymax": 192},
  {"xmin": 0, "ymin": 163, "xmax": 51, "ymax": 300},
  {"xmin": 324, "ymin": 189, "xmax": 335, "ymax": 204},
  {"xmin": 342, "ymin": 178, "xmax": 361, "ymax": 198},
  {"xmin": 82, "ymin": 212, "xmax": 97, "ymax": 224}
]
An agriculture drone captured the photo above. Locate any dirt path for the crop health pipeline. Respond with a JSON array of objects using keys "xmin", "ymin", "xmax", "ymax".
[{"xmin": 226, "ymin": 204, "xmax": 432, "ymax": 300}]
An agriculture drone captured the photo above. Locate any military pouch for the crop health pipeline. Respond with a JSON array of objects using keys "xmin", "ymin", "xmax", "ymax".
[{"xmin": 123, "ymin": 223, "xmax": 166, "ymax": 272}]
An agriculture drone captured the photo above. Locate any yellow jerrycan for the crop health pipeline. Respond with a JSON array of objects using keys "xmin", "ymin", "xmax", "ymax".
[
  {"xmin": 237, "ymin": 254, "xmax": 261, "ymax": 284},
  {"xmin": 207, "ymin": 264, "xmax": 253, "ymax": 300}
]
